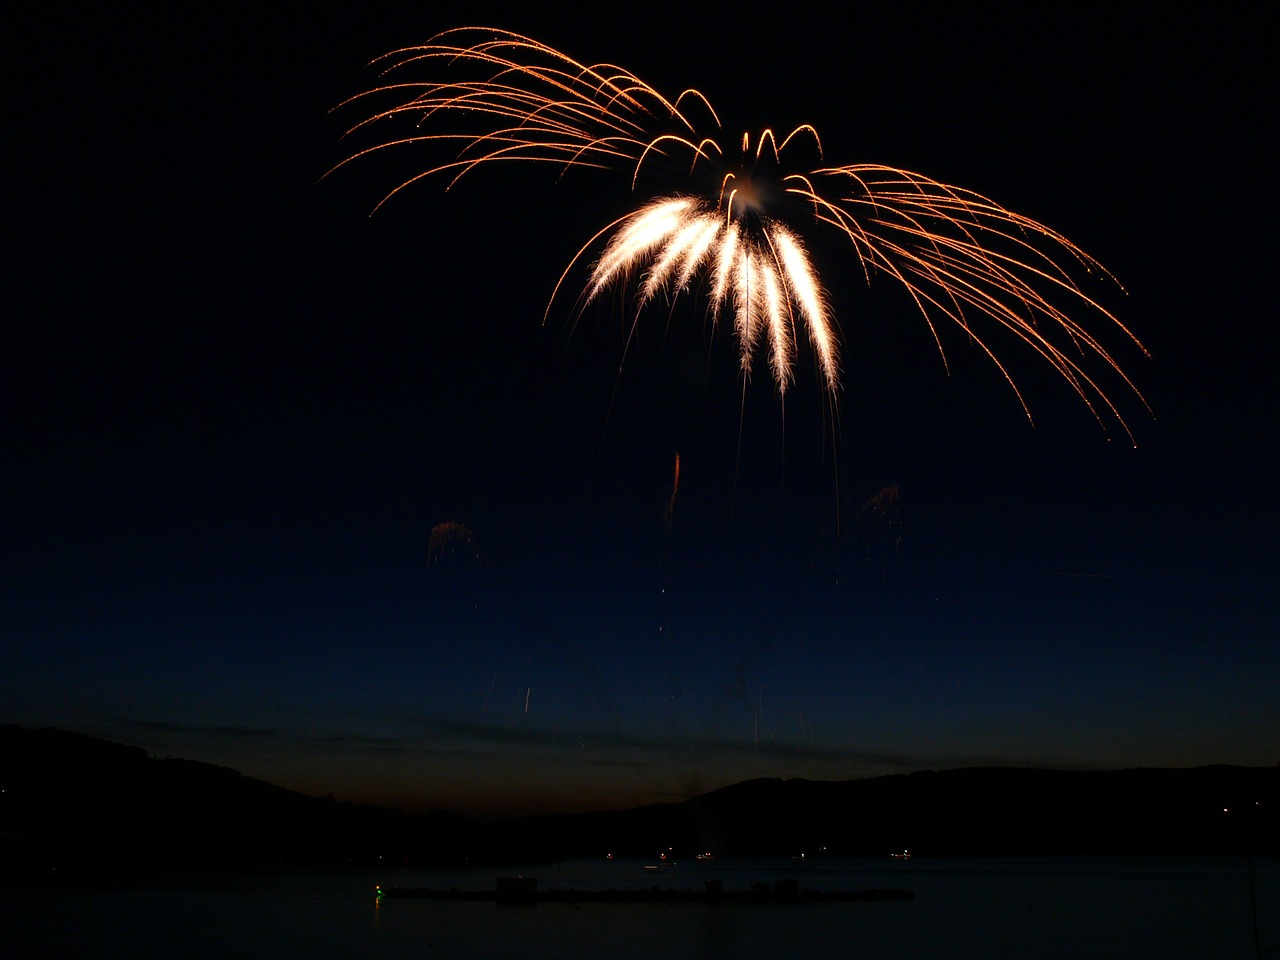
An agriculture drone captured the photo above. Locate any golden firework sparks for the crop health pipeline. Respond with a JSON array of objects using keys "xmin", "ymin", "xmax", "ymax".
[{"xmin": 331, "ymin": 27, "xmax": 1148, "ymax": 438}]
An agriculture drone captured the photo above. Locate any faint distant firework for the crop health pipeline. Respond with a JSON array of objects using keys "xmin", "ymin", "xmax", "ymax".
[
  {"xmin": 852, "ymin": 484, "xmax": 902, "ymax": 581},
  {"xmin": 427, "ymin": 521, "xmax": 486, "ymax": 572},
  {"xmin": 331, "ymin": 27, "xmax": 1147, "ymax": 437}
]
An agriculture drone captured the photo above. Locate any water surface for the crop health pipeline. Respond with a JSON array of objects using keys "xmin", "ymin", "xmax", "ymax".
[{"xmin": 4, "ymin": 857, "xmax": 1273, "ymax": 959}]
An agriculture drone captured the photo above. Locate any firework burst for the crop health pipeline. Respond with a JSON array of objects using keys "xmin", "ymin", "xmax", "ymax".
[{"xmin": 331, "ymin": 27, "xmax": 1147, "ymax": 436}]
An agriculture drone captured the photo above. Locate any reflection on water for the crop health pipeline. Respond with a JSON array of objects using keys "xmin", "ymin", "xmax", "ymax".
[{"xmin": 3, "ymin": 857, "xmax": 1275, "ymax": 959}]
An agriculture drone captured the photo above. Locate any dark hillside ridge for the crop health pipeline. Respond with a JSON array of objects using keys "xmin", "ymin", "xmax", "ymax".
[
  {"xmin": 2, "ymin": 725, "xmax": 1274, "ymax": 875},
  {"xmin": 0, "ymin": 726, "xmax": 476, "ymax": 874},
  {"xmin": 483, "ymin": 765, "xmax": 1276, "ymax": 862}
]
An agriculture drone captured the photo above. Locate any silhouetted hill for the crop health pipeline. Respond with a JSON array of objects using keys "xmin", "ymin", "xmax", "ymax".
[
  {"xmin": 682, "ymin": 766, "xmax": 1279, "ymax": 858},
  {"xmin": 2, "ymin": 725, "xmax": 1275, "ymax": 876},
  {"xmin": 480, "ymin": 766, "xmax": 1277, "ymax": 862},
  {"xmin": 0, "ymin": 725, "xmax": 479, "ymax": 875}
]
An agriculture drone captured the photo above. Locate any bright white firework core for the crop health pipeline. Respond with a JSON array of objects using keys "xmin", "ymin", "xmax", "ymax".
[{"xmin": 587, "ymin": 195, "xmax": 838, "ymax": 395}]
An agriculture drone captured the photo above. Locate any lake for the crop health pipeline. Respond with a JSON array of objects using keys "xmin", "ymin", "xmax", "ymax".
[{"xmin": 3, "ymin": 857, "xmax": 1274, "ymax": 958}]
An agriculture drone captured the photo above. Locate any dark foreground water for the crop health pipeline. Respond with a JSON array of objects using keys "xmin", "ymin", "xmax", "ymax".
[{"xmin": 3, "ymin": 857, "xmax": 1275, "ymax": 959}]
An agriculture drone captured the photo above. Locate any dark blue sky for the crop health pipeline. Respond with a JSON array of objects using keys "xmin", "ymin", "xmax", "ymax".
[{"xmin": 4, "ymin": 4, "xmax": 1276, "ymax": 816}]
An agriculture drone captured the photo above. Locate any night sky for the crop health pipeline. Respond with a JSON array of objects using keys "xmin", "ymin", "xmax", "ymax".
[{"xmin": 5, "ymin": 4, "xmax": 1276, "ymax": 818}]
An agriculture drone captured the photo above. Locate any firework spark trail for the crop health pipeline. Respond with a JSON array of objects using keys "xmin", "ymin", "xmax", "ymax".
[
  {"xmin": 664, "ymin": 452, "xmax": 681, "ymax": 533},
  {"xmin": 581, "ymin": 196, "xmax": 837, "ymax": 392},
  {"xmin": 332, "ymin": 26, "xmax": 1148, "ymax": 436}
]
